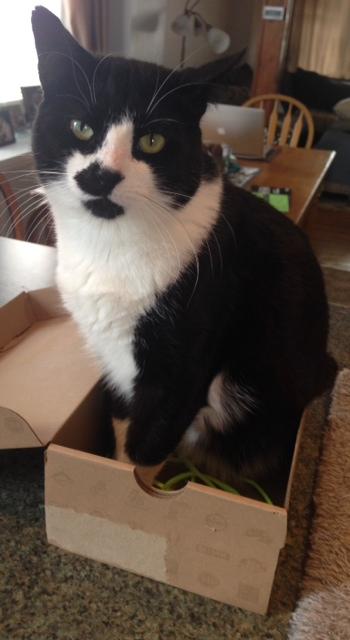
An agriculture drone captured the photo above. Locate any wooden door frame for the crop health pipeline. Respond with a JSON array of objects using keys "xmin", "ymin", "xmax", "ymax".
[{"xmin": 251, "ymin": 0, "xmax": 295, "ymax": 97}]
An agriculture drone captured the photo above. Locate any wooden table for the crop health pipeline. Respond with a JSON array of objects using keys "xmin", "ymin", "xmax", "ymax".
[
  {"xmin": 241, "ymin": 147, "xmax": 335, "ymax": 225},
  {"xmin": 0, "ymin": 237, "xmax": 56, "ymax": 306}
]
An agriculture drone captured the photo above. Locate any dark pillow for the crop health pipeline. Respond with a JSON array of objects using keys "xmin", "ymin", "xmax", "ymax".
[{"xmin": 283, "ymin": 68, "xmax": 350, "ymax": 112}]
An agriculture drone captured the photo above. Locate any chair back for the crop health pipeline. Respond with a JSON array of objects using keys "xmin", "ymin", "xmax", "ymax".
[
  {"xmin": 0, "ymin": 174, "xmax": 24, "ymax": 240},
  {"xmin": 244, "ymin": 93, "xmax": 314, "ymax": 148}
]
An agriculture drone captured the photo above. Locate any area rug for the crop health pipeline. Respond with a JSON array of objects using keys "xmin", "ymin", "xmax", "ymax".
[
  {"xmin": 288, "ymin": 368, "xmax": 350, "ymax": 640},
  {"xmin": 323, "ymin": 266, "xmax": 350, "ymax": 308}
]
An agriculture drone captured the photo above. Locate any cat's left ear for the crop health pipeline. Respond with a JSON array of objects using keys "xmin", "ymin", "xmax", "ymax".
[
  {"xmin": 31, "ymin": 6, "xmax": 95, "ymax": 98},
  {"xmin": 178, "ymin": 50, "xmax": 248, "ymax": 118}
]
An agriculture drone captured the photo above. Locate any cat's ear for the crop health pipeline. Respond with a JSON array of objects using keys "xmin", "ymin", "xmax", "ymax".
[
  {"xmin": 193, "ymin": 50, "xmax": 247, "ymax": 87},
  {"xmin": 31, "ymin": 6, "xmax": 95, "ymax": 97},
  {"xmin": 178, "ymin": 50, "xmax": 248, "ymax": 118}
]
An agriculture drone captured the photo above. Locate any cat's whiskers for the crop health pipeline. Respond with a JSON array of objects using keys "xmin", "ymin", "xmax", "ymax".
[
  {"xmin": 1, "ymin": 181, "xmax": 63, "ymax": 239},
  {"xmin": 1, "ymin": 191, "xmax": 45, "ymax": 237},
  {"xmin": 157, "ymin": 188, "xmax": 217, "ymax": 276},
  {"xmin": 147, "ymin": 64, "xmax": 160, "ymax": 119},
  {"xmin": 170, "ymin": 214, "xmax": 201, "ymax": 307},
  {"xmin": 210, "ymin": 228, "xmax": 224, "ymax": 275},
  {"xmin": 28, "ymin": 206, "xmax": 54, "ymax": 245},
  {"xmin": 92, "ymin": 54, "xmax": 114, "ymax": 104},
  {"xmin": 0, "ymin": 185, "xmax": 40, "ymax": 212},
  {"xmin": 37, "ymin": 210, "xmax": 55, "ymax": 245},
  {"xmin": 161, "ymin": 185, "xmax": 237, "ymax": 255},
  {"xmin": 133, "ymin": 192, "xmax": 201, "ymax": 306},
  {"xmin": 3, "ymin": 195, "xmax": 48, "ymax": 239},
  {"xmin": 1, "ymin": 170, "xmax": 66, "ymax": 186},
  {"xmin": 221, "ymin": 212, "xmax": 237, "ymax": 249},
  {"xmin": 140, "ymin": 207, "xmax": 179, "ymax": 281},
  {"xmin": 26, "ymin": 208, "xmax": 52, "ymax": 243},
  {"xmin": 145, "ymin": 43, "xmax": 206, "ymax": 115},
  {"xmin": 147, "ymin": 80, "xmax": 207, "ymax": 117},
  {"xmin": 132, "ymin": 191, "xmax": 182, "ymax": 276},
  {"xmin": 159, "ymin": 188, "xmax": 193, "ymax": 201},
  {"xmin": 147, "ymin": 208, "xmax": 182, "ymax": 278}
]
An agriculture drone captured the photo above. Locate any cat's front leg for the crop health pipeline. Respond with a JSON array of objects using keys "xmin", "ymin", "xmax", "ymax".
[
  {"xmin": 112, "ymin": 417, "xmax": 132, "ymax": 463},
  {"xmin": 125, "ymin": 380, "xmax": 205, "ymax": 467}
]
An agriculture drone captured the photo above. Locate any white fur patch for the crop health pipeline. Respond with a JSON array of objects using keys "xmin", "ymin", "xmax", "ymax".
[
  {"xmin": 207, "ymin": 373, "xmax": 256, "ymax": 430},
  {"xmin": 180, "ymin": 373, "xmax": 256, "ymax": 451},
  {"xmin": 44, "ymin": 117, "xmax": 223, "ymax": 399}
]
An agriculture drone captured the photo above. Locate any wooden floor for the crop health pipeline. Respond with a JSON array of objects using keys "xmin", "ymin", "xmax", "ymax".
[{"xmin": 304, "ymin": 197, "xmax": 350, "ymax": 272}]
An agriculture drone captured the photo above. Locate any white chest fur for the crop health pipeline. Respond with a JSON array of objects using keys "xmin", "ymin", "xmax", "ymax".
[
  {"xmin": 52, "ymin": 178, "xmax": 222, "ymax": 399},
  {"xmin": 57, "ymin": 257, "xmax": 145, "ymax": 397}
]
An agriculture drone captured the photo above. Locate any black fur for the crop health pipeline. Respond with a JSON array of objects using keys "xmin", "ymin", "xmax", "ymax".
[
  {"xmin": 32, "ymin": 7, "xmax": 337, "ymax": 479},
  {"xmin": 127, "ymin": 182, "xmax": 336, "ymax": 472}
]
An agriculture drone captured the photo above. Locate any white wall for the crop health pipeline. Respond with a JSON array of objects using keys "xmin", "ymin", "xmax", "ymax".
[
  {"xmin": 106, "ymin": 0, "xmax": 167, "ymax": 61},
  {"xmin": 126, "ymin": 0, "xmax": 167, "ymax": 63},
  {"xmin": 110, "ymin": 0, "xmax": 260, "ymax": 69},
  {"xmin": 107, "ymin": 0, "xmax": 132, "ymax": 55}
]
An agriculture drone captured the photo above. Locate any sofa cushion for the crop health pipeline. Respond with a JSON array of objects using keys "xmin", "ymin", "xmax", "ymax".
[
  {"xmin": 283, "ymin": 68, "xmax": 350, "ymax": 112},
  {"xmin": 334, "ymin": 98, "xmax": 350, "ymax": 119}
]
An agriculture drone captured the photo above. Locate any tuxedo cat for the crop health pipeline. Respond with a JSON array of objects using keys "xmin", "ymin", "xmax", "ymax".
[{"xmin": 31, "ymin": 7, "xmax": 336, "ymax": 482}]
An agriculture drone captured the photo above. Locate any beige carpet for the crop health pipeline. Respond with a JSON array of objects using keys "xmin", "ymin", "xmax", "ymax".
[{"xmin": 288, "ymin": 368, "xmax": 350, "ymax": 640}]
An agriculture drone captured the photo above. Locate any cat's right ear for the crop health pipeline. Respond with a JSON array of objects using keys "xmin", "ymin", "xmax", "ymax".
[{"xmin": 31, "ymin": 6, "xmax": 95, "ymax": 97}]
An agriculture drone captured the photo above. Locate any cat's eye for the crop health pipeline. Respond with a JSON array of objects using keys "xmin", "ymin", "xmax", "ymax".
[
  {"xmin": 138, "ymin": 133, "xmax": 165, "ymax": 154},
  {"xmin": 70, "ymin": 119, "xmax": 94, "ymax": 141}
]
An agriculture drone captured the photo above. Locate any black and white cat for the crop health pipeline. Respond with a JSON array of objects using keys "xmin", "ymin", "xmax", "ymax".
[{"xmin": 31, "ymin": 7, "xmax": 336, "ymax": 482}]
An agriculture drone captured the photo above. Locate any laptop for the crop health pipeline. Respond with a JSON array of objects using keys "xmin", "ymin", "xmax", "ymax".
[{"xmin": 200, "ymin": 104, "xmax": 272, "ymax": 160}]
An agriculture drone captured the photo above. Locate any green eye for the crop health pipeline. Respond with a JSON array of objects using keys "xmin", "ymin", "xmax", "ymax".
[
  {"xmin": 70, "ymin": 119, "xmax": 94, "ymax": 141},
  {"xmin": 139, "ymin": 133, "xmax": 165, "ymax": 154}
]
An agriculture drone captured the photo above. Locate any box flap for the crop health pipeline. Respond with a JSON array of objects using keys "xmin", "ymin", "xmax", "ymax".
[
  {"xmin": 0, "ymin": 407, "xmax": 42, "ymax": 448},
  {"xmin": 27, "ymin": 286, "xmax": 66, "ymax": 320},
  {"xmin": 0, "ymin": 288, "xmax": 101, "ymax": 449},
  {"xmin": 0, "ymin": 287, "xmax": 65, "ymax": 350},
  {"xmin": 0, "ymin": 292, "xmax": 35, "ymax": 350}
]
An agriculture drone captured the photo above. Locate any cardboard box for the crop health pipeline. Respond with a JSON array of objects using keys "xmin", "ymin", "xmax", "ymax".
[{"xmin": 0, "ymin": 287, "xmax": 301, "ymax": 615}]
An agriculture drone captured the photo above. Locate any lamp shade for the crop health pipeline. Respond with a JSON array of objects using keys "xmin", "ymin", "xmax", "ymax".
[{"xmin": 207, "ymin": 27, "xmax": 231, "ymax": 54}]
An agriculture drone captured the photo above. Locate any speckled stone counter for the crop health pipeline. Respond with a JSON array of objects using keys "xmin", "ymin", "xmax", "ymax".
[{"xmin": 1, "ymin": 299, "xmax": 349, "ymax": 640}]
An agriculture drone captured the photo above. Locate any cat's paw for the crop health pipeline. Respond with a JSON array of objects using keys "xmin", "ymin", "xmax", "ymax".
[
  {"xmin": 125, "ymin": 439, "xmax": 166, "ymax": 466},
  {"xmin": 126, "ymin": 421, "xmax": 169, "ymax": 466}
]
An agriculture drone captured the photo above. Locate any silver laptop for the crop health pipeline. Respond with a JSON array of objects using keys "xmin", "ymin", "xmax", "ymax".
[{"xmin": 200, "ymin": 104, "xmax": 272, "ymax": 160}]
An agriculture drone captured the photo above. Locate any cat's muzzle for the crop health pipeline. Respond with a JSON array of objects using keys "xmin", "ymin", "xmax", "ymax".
[{"xmin": 85, "ymin": 198, "xmax": 125, "ymax": 219}]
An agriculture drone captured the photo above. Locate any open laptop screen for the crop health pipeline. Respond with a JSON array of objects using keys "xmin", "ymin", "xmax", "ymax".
[{"xmin": 200, "ymin": 104, "xmax": 267, "ymax": 159}]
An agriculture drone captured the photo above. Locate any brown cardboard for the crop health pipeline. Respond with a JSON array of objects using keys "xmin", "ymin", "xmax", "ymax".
[
  {"xmin": 0, "ymin": 287, "xmax": 300, "ymax": 614},
  {"xmin": 45, "ymin": 444, "xmax": 287, "ymax": 615},
  {"xmin": 0, "ymin": 287, "xmax": 100, "ymax": 448}
]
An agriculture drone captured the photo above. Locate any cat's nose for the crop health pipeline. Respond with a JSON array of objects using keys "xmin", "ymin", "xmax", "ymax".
[{"xmin": 74, "ymin": 162, "xmax": 124, "ymax": 197}]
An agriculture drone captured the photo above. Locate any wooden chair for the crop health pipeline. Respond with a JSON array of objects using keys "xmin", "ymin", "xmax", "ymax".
[
  {"xmin": 0, "ymin": 173, "xmax": 55, "ymax": 245},
  {"xmin": 0, "ymin": 173, "xmax": 25, "ymax": 240},
  {"xmin": 244, "ymin": 94, "xmax": 315, "ymax": 149}
]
